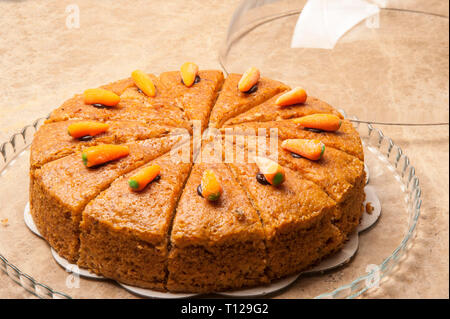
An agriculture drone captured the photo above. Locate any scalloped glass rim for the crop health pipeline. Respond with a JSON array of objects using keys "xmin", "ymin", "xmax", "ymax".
[{"xmin": 0, "ymin": 112, "xmax": 421, "ymax": 299}]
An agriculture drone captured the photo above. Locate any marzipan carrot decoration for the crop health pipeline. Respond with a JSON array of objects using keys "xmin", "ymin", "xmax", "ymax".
[
  {"xmin": 82, "ymin": 144, "xmax": 129, "ymax": 167},
  {"xmin": 281, "ymin": 139, "xmax": 325, "ymax": 161},
  {"xmin": 83, "ymin": 88, "xmax": 120, "ymax": 106},
  {"xmin": 254, "ymin": 156, "xmax": 285, "ymax": 186},
  {"xmin": 180, "ymin": 62, "xmax": 199, "ymax": 87},
  {"xmin": 275, "ymin": 87, "xmax": 307, "ymax": 107},
  {"xmin": 131, "ymin": 70, "xmax": 156, "ymax": 97},
  {"xmin": 238, "ymin": 67, "xmax": 260, "ymax": 93},
  {"xmin": 292, "ymin": 114, "xmax": 342, "ymax": 132},
  {"xmin": 199, "ymin": 169, "xmax": 222, "ymax": 201},
  {"xmin": 67, "ymin": 121, "xmax": 109, "ymax": 139},
  {"xmin": 128, "ymin": 164, "xmax": 161, "ymax": 191}
]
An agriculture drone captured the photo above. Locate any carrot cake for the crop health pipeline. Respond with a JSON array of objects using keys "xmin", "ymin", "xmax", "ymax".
[{"xmin": 29, "ymin": 66, "xmax": 366, "ymax": 292}]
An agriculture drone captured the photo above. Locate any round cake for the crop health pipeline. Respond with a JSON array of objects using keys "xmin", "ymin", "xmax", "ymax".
[{"xmin": 29, "ymin": 65, "xmax": 365, "ymax": 293}]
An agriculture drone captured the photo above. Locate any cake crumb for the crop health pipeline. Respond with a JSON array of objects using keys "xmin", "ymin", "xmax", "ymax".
[
  {"xmin": 366, "ymin": 202, "xmax": 374, "ymax": 214},
  {"xmin": 233, "ymin": 209, "xmax": 246, "ymax": 221},
  {"xmin": 1, "ymin": 218, "xmax": 9, "ymax": 227}
]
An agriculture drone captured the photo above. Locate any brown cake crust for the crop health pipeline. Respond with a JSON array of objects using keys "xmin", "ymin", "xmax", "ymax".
[{"xmin": 30, "ymin": 69, "xmax": 366, "ymax": 292}]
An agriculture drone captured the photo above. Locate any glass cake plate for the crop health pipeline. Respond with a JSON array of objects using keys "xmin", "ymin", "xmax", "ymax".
[{"xmin": 0, "ymin": 113, "xmax": 420, "ymax": 299}]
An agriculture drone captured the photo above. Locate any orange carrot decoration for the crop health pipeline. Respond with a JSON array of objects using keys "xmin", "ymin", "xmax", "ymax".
[
  {"xmin": 180, "ymin": 62, "xmax": 199, "ymax": 87},
  {"xmin": 275, "ymin": 87, "xmax": 307, "ymax": 107},
  {"xmin": 83, "ymin": 88, "xmax": 120, "ymax": 106},
  {"xmin": 199, "ymin": 169, "xmax": 222, "ymax": 201},
  {"xmin": 254, "ymin": 156, "xmax": 285, "ymax": 186},
  {"xmin": 81, "ymin": 144, "xmax": 129, "ymax": 167},
  {"xmin": 67, "ymin": 121, "xmax": 109, "ymax": 139},
  {"xmin": 281, "ymin": 139, "xmax": 325, "ymax": 161},
  {"xmin": 238, "ymin": 67, "xmax": 260, "ymax": 93},
  {"xmin": 128, "ymin": 164, "xmax": 161, "ymax": 191},
  {"xmin": 293, "ymin": 114, "xmax": 342, "ymax": 132},
  {"xmin": 131, "ymin": 70, "xmax": 156, "ymax": 97}
]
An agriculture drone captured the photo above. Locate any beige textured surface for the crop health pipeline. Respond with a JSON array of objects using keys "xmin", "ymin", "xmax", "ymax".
[{"xmin": 0, "ymin": 0, "xmax": 448, "ymax": 299}]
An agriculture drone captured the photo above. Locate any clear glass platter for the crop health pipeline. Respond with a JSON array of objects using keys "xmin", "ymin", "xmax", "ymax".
[{"xmin": 0, "ymin": 114, "xmax": 421, "ymax": 299}]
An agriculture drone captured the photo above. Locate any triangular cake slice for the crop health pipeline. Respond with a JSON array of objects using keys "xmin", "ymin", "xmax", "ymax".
[
  {"xmin": 223, "ymin": 119, "xmax": 364, "ymax": 161},
  {"xmin": 208, "ymin": 73, "xmax": 289, "ymax": 128},
  {"xmin": 227, "ymin": 160, "xmax": 343, "ymax": 279},
  {"xmin": 30, "ymin": 120, "xmax": 180, "ymax": 169},
  {"xmin": 159, "ymin": 70, "xmax": 224, "ymax": 131},
  {"xmin": 167, "ymin": 162, "xmax": 268, "ymax": 292},
  {"xmin": 78, "ymin": 148, "xmax": 192, "ymax": 290},
  {"xmin": 224, "ymin": 94, "xmax": 343, "ymax": 126},
  {"xmin": 30, "ymin": 135, "xmax": 186, "ymax": 262},
  {"xmin": 224, "ymin": 136, "xmax": 365, "ymax": 237}
]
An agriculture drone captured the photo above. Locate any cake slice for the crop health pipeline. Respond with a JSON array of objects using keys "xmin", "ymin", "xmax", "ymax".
[
  {"xmin": 159, "ymin": 70, "xmax": 224, "ymax": 131},
  {"xmin": 223, "ymin": 94, "xmax": 343, "ymax": 126},
  {"xmin": 78, "ymin": 149, "xmax": 192, "ymax": 290},
  {"xmin": 30, "ymin": 120, "xmax": 179, "ymax": 169},
  {"xmin": 223, "ymin": 119, "xmax": 364, "ymax": 161},
  {"xmin": 167, "ymin": 162, "xmax": 268, "ymax": 292},
  {"xmin": 227, "ymin": 160, "xmax": 343, "ymax": 279},
  {"xmin": 208, "ymin": 73, "xmax": 289, "ymax": 128},
  {"xmin": 277, "ymin": 144, "xmax": 366, "ymax": 236},
  {"xmin": 225, "ymin": 136, "xmax": 365, "ymax": 237},
  {"xmin": 30, "ymin": 135, "xmax": 186, "ymax": 263}
]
